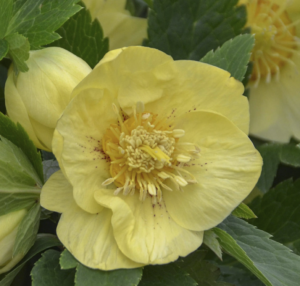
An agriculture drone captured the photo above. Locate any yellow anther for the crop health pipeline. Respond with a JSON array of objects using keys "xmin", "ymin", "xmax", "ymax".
[
  {"xmin": 176, "ymin": 154, "xmax": 191, "ymax": 163},
  {"xmin": 172, "ymin": 129, "xmax": 185, "ymax": 138},
  {"xmin": 174, "ymin": 176, "xmax": 188, "ymax": 187}
]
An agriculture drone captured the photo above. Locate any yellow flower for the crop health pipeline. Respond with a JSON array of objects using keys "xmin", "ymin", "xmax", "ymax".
[
  {"xmin": 82, "ymin": 0, "xmax": 147, "ymax": 50},
  {"xmin": 41, "ymin": 47, "xmax": 262, "ymax": 270},
  {"xmin": 0, "ymin": 209, "xmax": 27, "ymax": 274},
  {"xmin": 241, "ymin": 0, "xmax": 300, "ymax": 142},
  {"xmin": 5, "ymin": 47, "xmax": 92, "ymax": 151}
]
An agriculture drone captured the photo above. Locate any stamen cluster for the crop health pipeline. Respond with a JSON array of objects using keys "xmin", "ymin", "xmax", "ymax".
[
  {"xmin": 102, "ymin": 104, "xmax": 199, "ymax": 203},
  {"xmin": 247, "ymin": 0, "xmax": 299, "ymax": 86}
]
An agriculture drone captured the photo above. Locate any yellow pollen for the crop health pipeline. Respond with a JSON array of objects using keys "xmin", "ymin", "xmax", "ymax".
[
  {"xmin": 101, "ymin": 104, "xmax": 200, "ymax": 202},
  {"xmin": 245, "ymin": 0, "xmax": 299, "ymax": 86}
]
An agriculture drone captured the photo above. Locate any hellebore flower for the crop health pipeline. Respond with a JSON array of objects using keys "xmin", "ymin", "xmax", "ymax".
[
  {"xmin": 41, "ymin": 47, "xmax": 262, "ymax": 270},
  {"xmin": 82, "ymin": 0, "xmax": 147, "ymax": 50},
  {"xmin": 240, "ymin": 0, "xmax": 300, "ymax": 142},
  {"xmin": 5, "ymin": 47, "xmax": 92, "ymax": 151},
  {"xmin": 0, "ymin": 209, "xmax": 27, "ymax": 274}
]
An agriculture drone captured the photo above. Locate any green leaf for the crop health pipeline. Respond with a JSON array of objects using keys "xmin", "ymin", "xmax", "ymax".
[
  {"xmin": 251, "ymin": 179, "xmax": 300, "ymax": 249},
  {"xmin": 5, "ymin": 33, "xmax": 30, "ymax": 72},
  {"xmin": 256, "ymin": 144, "xmax": 281, "ymax": 193},
  {"xmin": 126, "ymin": 0, "xmax": 148, "ymax": 17},
  {"xmin": 48, "ymin": 1, "xmax": 108, "ymax": 68},
  {"xmin": 215, "ymin": 215, "xmax": 300, "ymax": 286},
  {"xmin": 200, "ymin": 34, "xmax": 254, "ymax": 82},
  {"xmin": 176, "ymin": 250, "xmax": 231, "ymax": 286},
  {"xmin": 75, "ymin": 264, "xmax": 143, "ymax": 286},
  {"xmin": 232, "ymin": 203, "xmax": 256, "ymax": 219},
  {"xmin": 1, "ymin": 0, "xmax": 82, "ymax": 72},
  {"xmin": 0, "ymin": 113, "xmax": 43, "ymax": 184},
  {"xmin": 0, "ymin": 234, "xmax": 61, "ymax": 286},
  {"xmin": 0, "ymin": 39, "xmax": 9, "ymax": 60},
  {"xmin": 31, "ymin": 250, "xmax": 75, "ymax": 286},
  {"xmin": 144, "ymin": 0, "xmax": 153, "ymax": 8},
  {"xmin": 13, "ymin": 202, "xmax": 41, "ymax": 257},
  {"xmin": 0, "ymin": 64, "xmax": 7, "ymax": 114},
  {"xmin": 279, "ymin": 143, "xmax": 300, "ymax": 167},
  {"xmin": 256, "ymin": 142, "xmax": 300, "ymax": 193},
  {"xmin": 217, "ymin": 255, "xmax": 263, "ymax": 286},
  {"xmin": 60, "ymin": 249, "xmax": 78, "ymax": 270},
  {"xmin": 146, "ymin": 0, "xmax": 246, "ymax": 60},
  {"xmin": 6, "ymin": 0, "xmax": 82, "ymax": 49},
  {"xmin": 0, "ymin": 192, "xmax": 39, "ymax": 216},
  {"xmin": 203, "ymin": 230, "xmax": 222, "ymax": 260},
  {"xmin": 139, "ymin": 264, "xmax": 196, "ymax": 286},
  {"xmin": 0, "ymin": 136, "xmax": 42, "ymax": 191},
  {"xmin": 0, "ymin": 0, "xmax": 13, "ymax": 38}
]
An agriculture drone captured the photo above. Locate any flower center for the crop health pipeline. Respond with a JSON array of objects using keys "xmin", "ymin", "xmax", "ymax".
[
  {"xmin": 246, "ymin": 0, "xmax": 299, "ymax": 86},
  {"xmin": 102, "ymin": 103, "xmax": 199, "ymax": 203}
]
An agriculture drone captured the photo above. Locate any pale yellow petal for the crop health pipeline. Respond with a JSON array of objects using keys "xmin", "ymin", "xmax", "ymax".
[
  {"xmin": 72, "ymin": 47, "xmax": 173, "ymax": 105},
  {"xmin": 100, "ymin": 12, "xmax": 147, "ymax": 50},
  {"xmin": 94, "ymin": 190, "xmax": 204, "ymax": 265},
  {"xmin": 164, "ymin": 111, "xmax": 262, "ymax": 231},
  {"xmin": 54, "ymin": 90, "xmax": 117, "ymax": 213},
  {"xmin": 82, "ymin": 0, "xmax": 147, "ymax": 50},
  {"xmin": 5, "ymin": 68, "xmax": 48, "ymax": 151},
  {"xmin": 72, "ymin": 47, "xmax": 248, "ymax": 135},
  {"xmin": 40, "ymin": 170, "xmax": 76, "ymax": 213},
  {"xmin": 57, "ymin": 201, "xmax": 141, "ymax": 270},
  {"xmin": 143, "ymin": 61, "xmax": 249, "ymax": 134},
  {"xmin": 249, "ymin": 51, "xmax": 300, "ymax": 142}
]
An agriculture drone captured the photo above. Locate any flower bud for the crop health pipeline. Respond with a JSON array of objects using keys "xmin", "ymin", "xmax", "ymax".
[
  {"xmin": 5, "ymin": 47, "xmax": 92, "ymax": 151},
  {"xmin": 0, "ymin": 209, "xmax": 27, "ymax": 274}
]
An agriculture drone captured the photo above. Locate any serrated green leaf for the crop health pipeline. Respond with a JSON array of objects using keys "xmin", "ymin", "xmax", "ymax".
[
  {"xmin": 0, "ymin": 234, "xmax": 61, "ymax": 286},
  {"xmin": 5, "ymin": 33, "xmax": 30, "ymax": 72},
  {"xmin": 0, "ymin": 113, "xmax": 43, "ymax": 184},
  {"xmin": 0, "ymin": 0, "xmax": 13, "ymax": 38},
  {"xmin": 279, "ymin": 143, "xmax": 300, "ymax": 167},
  {"xmin": 6, "ymin": 0, "xmax": 82, "ymax": 49},
  {"xmin": 13, "ymin": 202, "xmax": 41, "ymax": 257},
  {"xmin": 146, "ymin": 0, "xmax": 246, "ymax": 60},
  {"xmin": 175, "ymin": 250, "xmax": 230, "ymax": 286},
  {"xmin": 139, "ymin": 264, "xmax": 196, "ymax": 286},
  {"xmin": 49, "ymin": 1, "xmax": 108, "ymax": 68},
  {"xmin": 0, "ymin": 136, "xmax": 42, "ymax": 191},
  {"xmin": 251, "ymin": 179, "xmax": 300, "ymax": 249},
  {"xmin": 75, "ymin": 264, "xmax": 143, "ymax": 286},
  {"xmin": 0, "ymin": 39, "xmax": 9, "ymax": 60},
  {"xmin": 200, "ymin": 34, "xmax": 254, "ymax": 82},
  {"xmin": 60, "ymin": 249, "xmax": 78, "ymax": 270},
  {"xmin": 43, "ymin": 160, "xmax": 59, "ymax": 182},
  {"xmin": 232, "ymin": 203, "xmax": 256, "ymax": 219},
  {"xmin": 215, "ymin": 215, "xmax": 300, "ymax": 286},
  {"xmin": 31, "ymin": 250, "xmax": 75, "ymax": 286},
  {"xmin": 204, "ymin": 230, "xmax": 222, "ymax": 260},
  {"xmin": 0, "ymin": 192, "xmax": 38, "ymax": 216}
]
